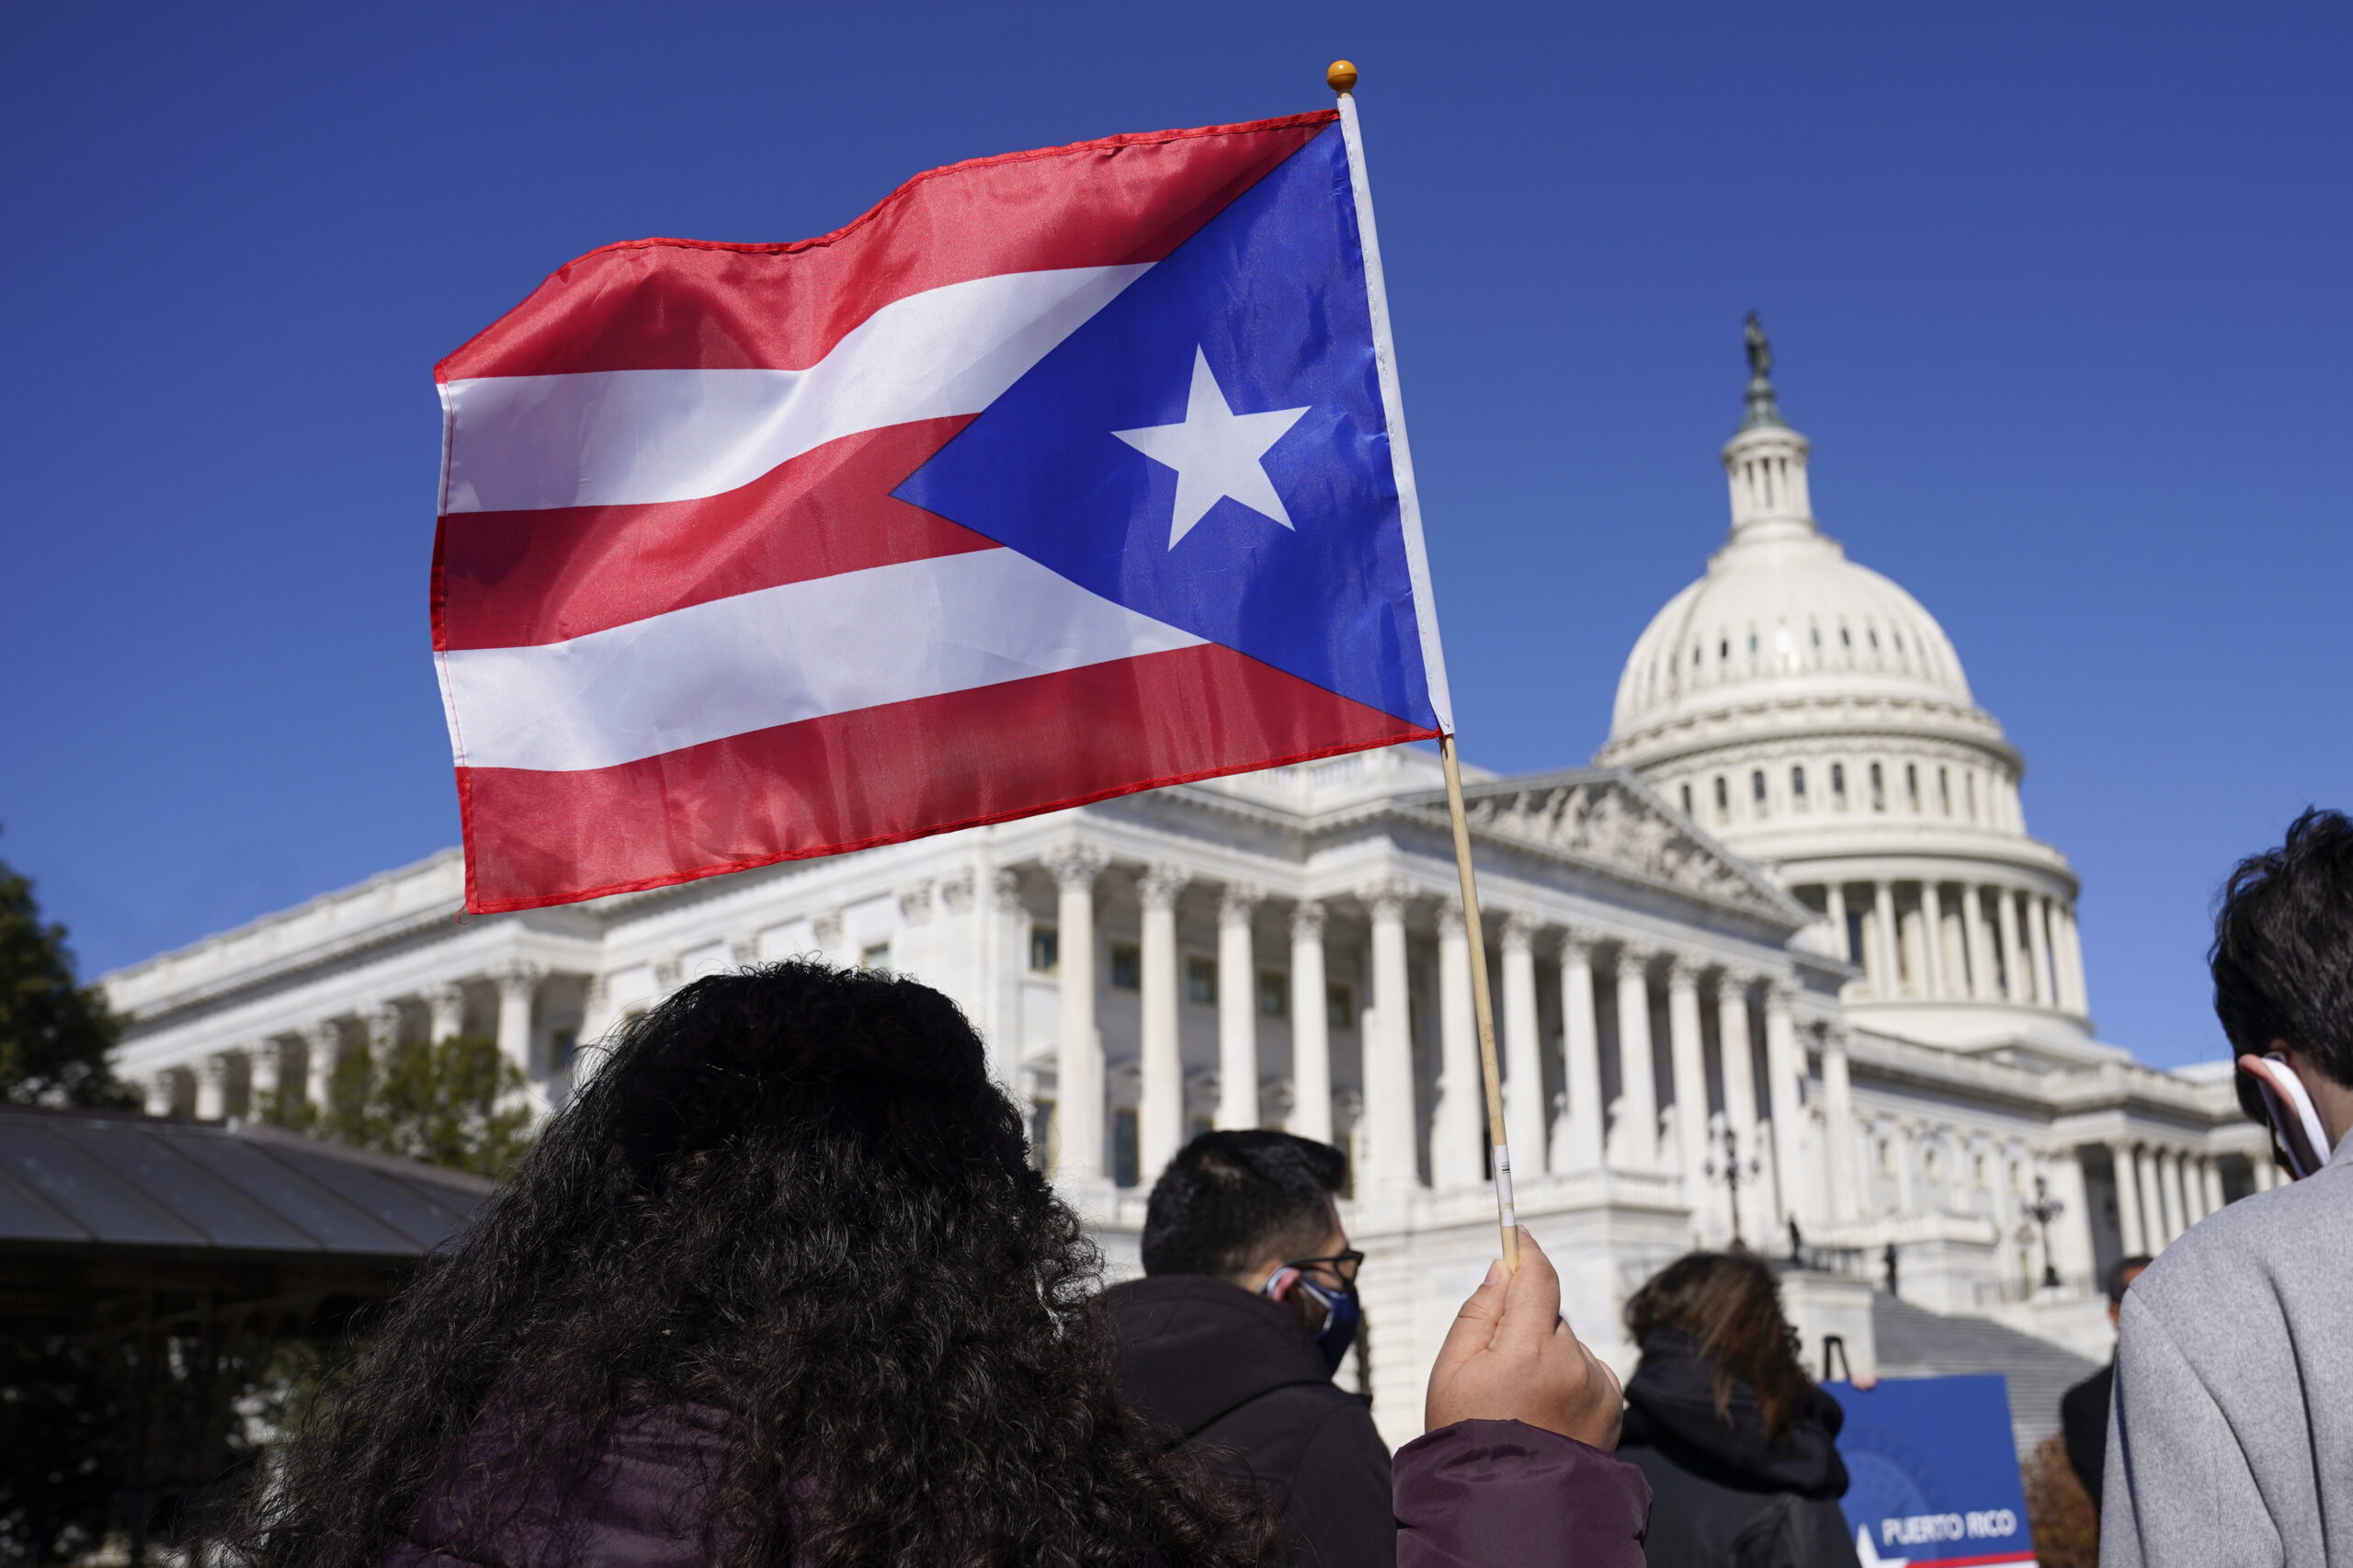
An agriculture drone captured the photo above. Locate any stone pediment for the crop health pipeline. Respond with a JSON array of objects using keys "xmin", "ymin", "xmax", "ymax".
[{"xmin": 1406, "ymin": 768, "xmax": 1802, "ymax": 923}]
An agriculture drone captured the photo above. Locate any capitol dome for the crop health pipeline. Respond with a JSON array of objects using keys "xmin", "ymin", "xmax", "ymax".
[
  {"xmin": 1609, "ymin": 506, "xmax": 1977, "ymax": 741},
  {"xmin": 1596, "ymin": 322, "xmax": 2106, "ymax": 1062}
]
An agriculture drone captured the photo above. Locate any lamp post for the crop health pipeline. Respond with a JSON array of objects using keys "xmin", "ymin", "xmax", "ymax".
[
  {"xmin": 1704, "ymin": 1114, "xmax": 1762, "ymax": 1248},
  {"xmin": 2022, "ymin": 1174, "xmax": 2066, "ymax": 1290}
]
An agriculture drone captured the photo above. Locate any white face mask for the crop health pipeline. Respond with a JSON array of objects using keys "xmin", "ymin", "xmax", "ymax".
[{"xmin": 2242, "ymin": 1052, "xmax": 2333, "ymax": 1179}]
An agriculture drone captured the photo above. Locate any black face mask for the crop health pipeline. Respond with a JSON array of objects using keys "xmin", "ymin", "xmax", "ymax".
[{"xmin": 1265, "ymin": 1270, "xmax": 1361, "ymax": 1373}]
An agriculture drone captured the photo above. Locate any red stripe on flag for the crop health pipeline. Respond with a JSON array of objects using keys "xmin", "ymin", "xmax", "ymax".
[
  {"xmin": 437, "ymin": 113, "xmax": 1335, "ymax": 380},
  {"xmin": 456, "ymin": 643, "xmax": 1432, "ymax": 912},
  {"xmin": 433, "ymin": 417, "xmax": 986, "ymax": 652}
]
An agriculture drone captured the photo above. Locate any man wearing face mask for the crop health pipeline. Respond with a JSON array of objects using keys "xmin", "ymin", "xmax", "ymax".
[
  {"xmin": 1107, "ymin": 1131, "xmax": 1391, "ymax": 1568},
  {"xmin": 2104, "ymin": 808, "xmax": 2353, "ymax": 1568}
]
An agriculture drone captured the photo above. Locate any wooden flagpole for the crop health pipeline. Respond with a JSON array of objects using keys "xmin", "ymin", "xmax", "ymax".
[
  {"xmin": 1440, "ymin": 734, "xmax": 1519, "ymax": 1271},
  {"xmin": 1332, "ymin": 59, "xmax": 1520, "ymax": 1271}
]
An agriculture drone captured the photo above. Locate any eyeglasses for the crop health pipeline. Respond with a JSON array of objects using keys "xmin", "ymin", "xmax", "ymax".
[{"xmin": 1282, "ymin": 1249, "xmax": 1365, "ymax": 1289}]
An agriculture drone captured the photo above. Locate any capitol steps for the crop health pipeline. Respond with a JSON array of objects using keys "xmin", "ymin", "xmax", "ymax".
[{"xmin": 1870, "ymin": 1293, "xmax": 2101, "ymax": 1457}]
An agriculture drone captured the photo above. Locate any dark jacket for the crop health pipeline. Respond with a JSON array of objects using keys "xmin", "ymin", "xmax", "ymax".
[
  {"xmin": 385, "ymin": 1403, "xmax": 728, "ymax": 1568},
  {"xmin": 1617, "ymin": 1329, "xmax": 1861, "ymax": 1568},
  {"xmin": 1104, "ymin": 1275, "xmax": 1392, "ymax": 1568},
  {"xmin": 384, "ymin": 1401, "xmax": 1653, "ymax": 1568},
  {"xmin": 1394, "ymin": 1418, "xmax": 1653, "ymax": 1568},
  {"xmin": 2059, "ymin": 1361, "xmax": 2112, "ymax": 1510}
]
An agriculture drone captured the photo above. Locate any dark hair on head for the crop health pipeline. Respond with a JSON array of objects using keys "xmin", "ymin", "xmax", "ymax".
[
  {"xmin": 1626, "ymin": 1252, "xmax": 1813, "ymax": 1439},
  {"xmin": 2108, "ymin": 1255, "xmax": 2154, "ymax": 1304},
  {"xmin": 223, "ymin": 961, "xmax": 1279, "ymax": 1568},
  {"xmin": 2212, "ymin": 808, "xmax": 2353, "ymax": 1106},
  {"xmin": 1142, "ymin": 1131, "xmax": 1347, "ymax": 1279}
]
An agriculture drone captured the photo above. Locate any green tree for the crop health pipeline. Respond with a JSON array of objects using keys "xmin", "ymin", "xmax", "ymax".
[
  {"xmin": 269, "ymin": 1033, "xmax": 532, "ymax": 1180},
  {"xmin": 0, "ymin": 836, "xmax": 130, "ymax": 1108}
]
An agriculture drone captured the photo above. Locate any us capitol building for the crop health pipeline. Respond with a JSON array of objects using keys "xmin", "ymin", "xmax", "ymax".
[{"xmin": 103, "ymin": 332, "xmax": 2267, "ymax": 1448}]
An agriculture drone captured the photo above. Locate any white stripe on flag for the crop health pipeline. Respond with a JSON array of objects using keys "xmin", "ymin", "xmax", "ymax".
[
  {"xmin": 437, "ymin": 551, "xmax": 1205, "ymax": 772},
  {"xmin": 438, "ymin": 265, "xmax": 1150, "ymax": 514}
]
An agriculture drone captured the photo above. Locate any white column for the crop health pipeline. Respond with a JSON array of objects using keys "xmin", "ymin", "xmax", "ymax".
[
  {"xmin": 2048, "ymin": 1148, "xmax": 2097, "ymax": 1286},
  {"xmin": 1215, "ymin": 884, "xmax": 1263, "ymax": 1131},
  {"xmin": 1763, "ymin": 982, "xmax": 1808, "ymax": 1225},
  {"xmin": 2160, "ymin": 1150, "xmax": 2188, "ymax": 1241},
  {"xmin": 1612, "ymin": 944, "xmax": 1657, "ymax": 1172},
  {"xmin": 1718, "ymin": 972, "xmax": 1761, "ymax": 1237},
  {"xmin": 1823, "ymin": 1028, "xmax": 1859, "ymax": 1220},
  {"xmin": 1362, "ymin": 881, "xmax": 1419, "ymax": 1192},
  {"xmin": 1556, "ymin": 930, "xmax": 1603, "ymax": 1174},
  {"xmin": 1288, "ymin": 902, "xmax": 1332, "ymax": 1144},
  {"xmin": 987, "ymin": 868, "xmax": 1027, "ymax": 1096},
  {"xmin": 1873, "ymin": 881, "xmax": 1902, "ymax": 997},
  {"xmin": 249, "ymin": 1042, "xmax": 285, "ymax": 1118},
  {"xmin": 1431, "ymin": 899, "xmax": 1483, "ymax": 1188},
  {"xmin": 2110, "ymin": 1141, "xmax": 2146, "ymax": 1256},
  {"xmin": 494, "ymin": 962, "xmax": 540, "ymax": 1085},
  {"xmin": 1919, "ymin": 883, "xmax": 1949, "ymax": 999},
  {"xmin": 2029, "ymin": 897, "xmax": 2058, "ymax": 1008},
  {"xmin": 1500, "ymin": 915, "xmax": 1546, "ymax": 1176},
  {"xmin": 365, "ymin": 1002, "xmax": 402, "ymax": 1062},
  {"xmin": 2137, "ymin": 1144, "xmax": 2168, "ymax": 1252},
  {"xmin": 2202, "ymin": 1157, "xmax": 2226, "ymax": 1215},
  {"xmin": 1961, "ymin": 884, "xmax": 1994, "ymax": 1001},
  {"xmin": 1048, "ymin": 844, "xmax": 1109, "ymax": 1187},
  {"xmin": 1138, "ymin": 865, "xmax": 1188, "ymax": 1181},
  {"xmin": 574, "ymin": 978, "xmax": 619, "ymax": 1084},
  {"xmin": 1824, "ymin": 884, "xmax": 1850, "ymax": 969},
  {"xmin": 143, "ymin": 1074, "xmax": 176, "ymax": 1117},
  {"xmin": 939, "ymin": 869, "xmax": 983, "ymax": 1004},
  {"xmin": 194, "ymin": 1053, "xmax": 232, "ymax": 1121},
  {"xmin": 2061, "ymin": 903, "xmax": 2091, "ymax": 1016},
  {"xmin": 1996, "ymin": 891, "xmax": 2027, "ymax": 1003},
  {"xmin": 303, "ymin": 1020, "xmax": 344, "ymax": 1111},
  {"xmin": 1665, "ymin": 957, "xmax": 1709, "ymax": 1203},
  {"xmin": 425, "ymin": 983, "xmax": 467, "ymax": 1043},
  {"xmin": 2179, "ymin": 1153, "xmax": 2207, "ymax": 1225},
  {"xmin": 1899, "ymin": 905, "xmax": 1927, "ymax": 1003}
]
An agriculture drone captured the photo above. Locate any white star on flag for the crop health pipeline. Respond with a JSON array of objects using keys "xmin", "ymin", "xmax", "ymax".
[{"xmin": 1113, "ymin": 347, "xmax": 1311, "ymax": 549}]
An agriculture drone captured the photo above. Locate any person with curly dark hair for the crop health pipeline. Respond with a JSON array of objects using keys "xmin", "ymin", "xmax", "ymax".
[
  {"xmin": 218, "ymin": 960, "xmax": 1650, "ymax": 1568},
  {"xmin": 222, "ymin": 961, "xmax": 1287, "ymax": 1568},
  {"xmin": 2106, "ymin": 808, "xmax": 2353, "ymax": 1568},
  {"xmin": 1613, "ymin": 1252, "xmax": 1859, "ymax": 1567}
]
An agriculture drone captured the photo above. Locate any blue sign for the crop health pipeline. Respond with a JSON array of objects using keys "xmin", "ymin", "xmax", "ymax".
[{"xmin": 1825, "ymin": 1376, "xmax": 2036, "ymax": 1567}]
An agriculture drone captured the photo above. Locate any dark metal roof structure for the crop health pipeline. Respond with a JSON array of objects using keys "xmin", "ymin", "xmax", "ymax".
[{"xmin": 0, "ymin": 1107, "xmax": 494, "ymax": 1263}]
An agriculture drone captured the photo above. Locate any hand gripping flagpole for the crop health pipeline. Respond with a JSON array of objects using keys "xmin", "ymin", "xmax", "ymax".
[{"xmin": 1330, "ymin": 60, "xmax": 1521, "ymax": 1273}]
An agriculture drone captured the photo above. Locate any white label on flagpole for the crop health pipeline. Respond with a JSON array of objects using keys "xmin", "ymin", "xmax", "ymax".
[
  {"xmin": 1335, "ymin": 93, "xmax": 1456, "ymax": 737},
  {"xmin": 1493, "ymin": 1144, "xmax": 1518, "ymax": 1231}
]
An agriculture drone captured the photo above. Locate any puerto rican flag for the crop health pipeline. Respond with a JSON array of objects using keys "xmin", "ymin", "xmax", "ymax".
[{"xmin": 434, "ymin": 108, "xmax": 1453, "ymax": 913}]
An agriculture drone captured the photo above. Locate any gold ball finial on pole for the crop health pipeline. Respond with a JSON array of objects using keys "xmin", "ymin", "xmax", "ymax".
[{"xmin": 1326, "ymin": 60, "xmax": 1358, "ymax": 95}]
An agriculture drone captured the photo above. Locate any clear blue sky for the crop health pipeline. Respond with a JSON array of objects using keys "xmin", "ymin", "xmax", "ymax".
[{"xmin": 4, "ymin": 2, "xmax": 2345, "ymax": 1069}]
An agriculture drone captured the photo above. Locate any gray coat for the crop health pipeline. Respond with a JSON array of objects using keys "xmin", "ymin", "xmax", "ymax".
[{"xmin": 2103, "ymin": 1134, "xmax": 2353, "ymax": 1567}]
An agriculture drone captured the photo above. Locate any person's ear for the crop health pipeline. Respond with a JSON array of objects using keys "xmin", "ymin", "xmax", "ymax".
[{"xmin": 1262, "ymin": 1265, "xmax": 1301, "ymax": 1303}]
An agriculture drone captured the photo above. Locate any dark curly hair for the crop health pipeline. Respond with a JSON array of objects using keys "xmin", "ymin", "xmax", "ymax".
[
  {"xmin": 223, "ymin": 961, "xmax": 1282, "ymax": 1568},
  {"xmin": 2212, "ymin": 807, "xmax": 2353, "ymax": 1108},
  {"xmin": 1625, "ymin": 1252, "xmax": 1813, "ymax": 1438}
]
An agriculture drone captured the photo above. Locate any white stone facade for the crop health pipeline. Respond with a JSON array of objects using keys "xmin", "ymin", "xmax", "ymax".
[{"xmin": 103, "ymin": 358, "xmax": 2266, "ymax": 1449}]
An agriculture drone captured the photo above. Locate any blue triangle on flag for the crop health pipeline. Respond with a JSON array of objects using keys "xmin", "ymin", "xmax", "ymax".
[{"xmin": 892, "ymin": 125, "xmax": 1439, "ymax": 733}]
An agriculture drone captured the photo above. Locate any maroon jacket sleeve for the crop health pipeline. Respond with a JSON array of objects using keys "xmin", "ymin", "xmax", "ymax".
[{"xmin": 1393, "ymin": 1419, "xmax": 1652, "ymax": 1568}]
